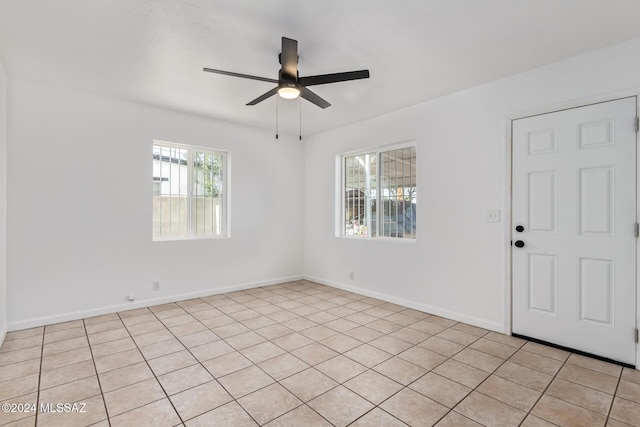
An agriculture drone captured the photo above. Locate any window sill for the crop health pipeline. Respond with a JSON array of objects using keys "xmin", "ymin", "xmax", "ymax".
[
  {"xmin": 336, "ymin": 235, "xmax": 416, "ymax": 243},
  {"xmin": 153, "ymin": 235, "xmax": 230, "ymax": 242}
]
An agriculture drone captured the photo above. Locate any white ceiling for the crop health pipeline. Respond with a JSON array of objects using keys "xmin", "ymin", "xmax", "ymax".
[{"xmin": 2, "ymin": 0, "xmax": 640, "ymax": 136}]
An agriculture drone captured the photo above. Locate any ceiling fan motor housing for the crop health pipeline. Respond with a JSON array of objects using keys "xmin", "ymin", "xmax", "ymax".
[
  {"xmin": 280, "ymin": 81, "xmax": 298, "ymax": 89},
  {"xmin": 279, "ymin": 69, "xmax": 298, "ymax": 83}
]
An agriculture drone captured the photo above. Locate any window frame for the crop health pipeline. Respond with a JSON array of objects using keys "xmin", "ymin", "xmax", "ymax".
[
  {"xmin": 338, "ymin": 141, "xmax": 417, "ymax": 241},
  {"xmin": 152, "ymin": 140, "xmax": 229, "ymax": 241}
]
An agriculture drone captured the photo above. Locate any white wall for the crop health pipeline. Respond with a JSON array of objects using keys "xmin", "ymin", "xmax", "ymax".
[
  {"xmin": 6, "ymin": 80, "xmax": 305, "ymax": 329},
  {"xmin": 7, "ymin": 37, "xmax": 640, "ymax": 347},
  {"xmin": 0, "ymin": 61, "xmax": 7, "ymax": 341},
  {"xmin": 304, "ymin": 37, "xmax": 640, "ymax": 333}
]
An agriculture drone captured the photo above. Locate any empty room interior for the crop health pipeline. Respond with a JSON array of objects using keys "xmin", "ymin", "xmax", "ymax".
[{"xmin": 2, "ymin": 1, "xmax": 640, "ymax": 426}]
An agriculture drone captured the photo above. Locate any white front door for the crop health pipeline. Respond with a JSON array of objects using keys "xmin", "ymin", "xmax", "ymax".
[{"xmin": 512, "ymin": 97, "xmax": 637, "ymax": 365}]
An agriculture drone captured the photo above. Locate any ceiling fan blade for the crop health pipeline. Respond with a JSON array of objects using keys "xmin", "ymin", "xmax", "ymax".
[
  {"xmin": 299, "ymin": 70, "xmax": 370, "ymax": 87},
  {"xmin": 300, "ymin": 87, "xmax": 331, "ymax": 109},
  {"xmin": 203, "ymin": 68, "xmax": 278, "ymax": 84},
  {"xmin": 247, "ymin": 87, "xmax": 279, "ymax": 106},
  {"xmin": 280, "ymin": 37, "xmax": 298, "ymax": 79}
]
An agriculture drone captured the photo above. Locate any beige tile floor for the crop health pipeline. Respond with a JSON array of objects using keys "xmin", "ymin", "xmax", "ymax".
[{"xmin": 1, "ymin": 280, "xmax": 639, "ymax": 427}]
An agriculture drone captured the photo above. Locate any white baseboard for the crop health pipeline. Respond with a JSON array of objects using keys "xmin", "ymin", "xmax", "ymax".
[
  {"xmin": 305, "ymin": 275, "xmax": 506, "ymax": 334},
  {"xmin": 7, "ymin": 275, "xmax": 304, "ymax": 331},
  {"xmin": 0, "ymin": 322, "xmax": 6, "ymax": 347},
  {"xmin": 7, "ymin": 274, "xmax": 506, "ymax": 334}
]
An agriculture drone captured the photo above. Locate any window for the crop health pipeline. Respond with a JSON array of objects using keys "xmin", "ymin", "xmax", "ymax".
[
  {"xmin": 152, "ymin": 141, "xmax": 228, "ymax": 241},
  {"xmin": 342, "ymin": 145, "xmax": 416, "ymax": 239}
]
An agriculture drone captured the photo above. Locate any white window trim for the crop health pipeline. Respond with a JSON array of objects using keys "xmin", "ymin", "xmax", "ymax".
[
  {"xmin": 153, "ymin": 140, "xmax": 230, "ymax": 241},
  {"xmin": 337, "ymin": 141, "xmax": 417, "ymax": 240}
]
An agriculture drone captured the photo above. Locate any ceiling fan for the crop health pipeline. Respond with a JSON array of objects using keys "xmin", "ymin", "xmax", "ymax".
[{"xmin": 203, "ymin": 37, "xmax": 370, "ymax": 109}]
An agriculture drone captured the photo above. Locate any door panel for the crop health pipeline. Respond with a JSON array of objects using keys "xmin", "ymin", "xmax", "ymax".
[
  {"xmin": 578, "ymin": 257, "xmax": 613, "ymax": 326},
  {"xmin": 528, "ymin": 253, "xmax": 557, "ymax": 314},
  {"xmin": 528, "ymin": 171, "xmax": 556, "ymax": 232},
  {"xmin": 512, "ymin": 97, "xmax": 637, "ymax": 365}
]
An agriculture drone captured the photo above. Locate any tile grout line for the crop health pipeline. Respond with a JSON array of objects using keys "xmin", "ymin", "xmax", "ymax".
[
  {"xmin": 143, "ymin": 298, "xmax": 276, "ymax": 426},
  {"xmin": 118, "ymin": 308, "xmax": 189, "ymax": 426},
  {"xmin": 448, "ymin": 340, "xmax": 611, "ymax": 426},
  {"xmin": 83, "ymin": 312, "xmax": 175, "ymax": 421},
  {"xmin": 605, "ymin": 366, "xmax": 624, "ymax": 424},
  {"xmin": 518, "ymin": 352, "xmax": 568, "ymax": 427},
  {"xmin": 33, "ymin": 327, "xmax": 45, "ymax": 427},
  {"xmin": 529, "ymin": 352, "xmax": 624, "ymax": 423},
  {"xmin": 81, "ymin": 319, "xmax": 112, "ymax": 427},
  {"xmin": 313, "ymin": 309, "xmax": 481, "ymax": 425},
  {"xmin": 187, "ymin": 307, "xmax": 267, "ymax": 425},
  {"xmin": 460, "ymin": 341, "xmax": 621, "ymax": 425},
  {"xmin": 285, "ymin": 284, "xmax": 414, "ymax": 426},
  {"xmin": 167, "ymin": 300, "xmax": 281, "ymax": 426},
  {"xmin": 387, "ymin": 329, "xmax": 574, "ymax": 425},
  {"xmin": 476, "ymin": 342, "xmax": 543, "ymax": 426},
  {"xmin": 208, "ymin": 284, "xmax": 400, "ymax": 425},
  {"xmin": 117, "ymin": 298, "xmax": 267, "ymax": 423},
  {"xmin": 174, "ymin": 291, "xmax": 341, "ymax": 426},
  {"xmin": 343, "ymin": 322, "xmax": 520, "ymax": 425},
  {"xmin": 207, "ymin": 290, "xmax": 350, "ymax": 425},
  {"xmin": 427, "ymin": 331, "xmax": 494, "ymax": 426},
  {"xmin": 280, "ymin": 292, "xmax": 427, "ymax": 426},
  {"xmin": 181, "ymin": 290, "xmax": 498, "ymax": 425}
]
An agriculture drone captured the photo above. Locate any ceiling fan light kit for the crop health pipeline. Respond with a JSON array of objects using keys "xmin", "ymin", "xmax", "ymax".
[
  {"xmin": 203, "ymin": 37, "xmax": 370, "ymax": 109},
  {"xmin": 277, "ymin": 83, "xmax": 300, "ymax": 99}
]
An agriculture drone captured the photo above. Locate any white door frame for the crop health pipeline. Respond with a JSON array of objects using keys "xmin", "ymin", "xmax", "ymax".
[{"xmin": 505, "ymin": 91, "xmax": 640, "ymax": 369}]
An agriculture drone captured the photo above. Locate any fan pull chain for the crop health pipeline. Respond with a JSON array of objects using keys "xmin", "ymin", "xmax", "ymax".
[
  {"xmin": 299, "ymin": 98, "xmax": 302, "ymax": 141},
  {"xmin": 275, "ymin": 96, "xmax": 279, "ymax": 139}
]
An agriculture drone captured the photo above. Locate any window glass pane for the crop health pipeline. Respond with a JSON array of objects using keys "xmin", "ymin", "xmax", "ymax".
[
  {"xmin": 344, "ymin": 153, "xmax": 376, "ymax": 237},
  {"xmin": 153, "ymin": 145, "xmax": 188, "ymax": 240},
  {"xmin": 192, "ymin": 151, "xmax": 224, "ymax": 237},
  {"xmin": 380, "ymin": 146, "xmax": 416, "ymax": 239}
]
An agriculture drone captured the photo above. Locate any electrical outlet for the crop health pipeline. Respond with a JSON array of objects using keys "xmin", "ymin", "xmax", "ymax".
[
  {"xmin": 153, "ymin": 281, "xmax": 160, "ymax": 291},
  {"xmin": 486, "ymin": 209, "xmax": 500, "ymax": 223},
  {"xmin": 349, "ymin": 272, "xmax": 355, "ymax": 280},
  {"xmin": 128, "ymin": 293, "xmax": 135, "ymax": 302}
]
